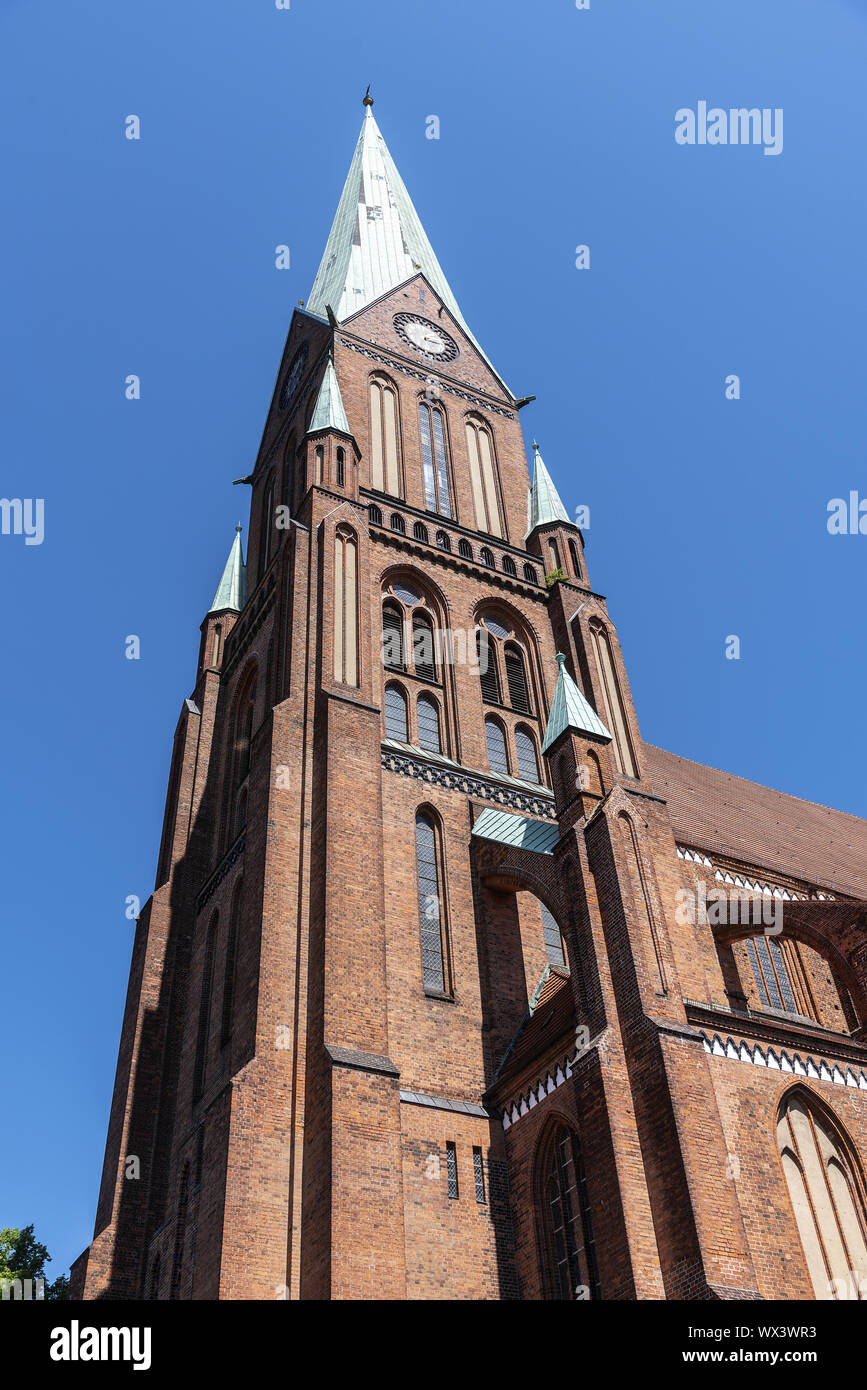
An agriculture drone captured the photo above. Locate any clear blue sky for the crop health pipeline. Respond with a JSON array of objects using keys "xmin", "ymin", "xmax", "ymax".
[{"xmin": 2, "ymin": 0, "xmax": 865, "ymax": 1278}]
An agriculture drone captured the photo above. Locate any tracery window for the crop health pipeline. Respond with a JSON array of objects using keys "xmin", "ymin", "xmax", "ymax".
[
  {"xmin": 778, "ymin": 1094, "xmax": 867, "ymax": 1300},
  {"xmin": 369, "ymin": 376, "xmax": 401, "ymax": 496},
  {"xmin": 538, "ymin": 1127, "xmax": 599, "ymax": 1300},
  {"xmin": 419, "ymin": 401, "xmax": 452, "ymax": 517}
]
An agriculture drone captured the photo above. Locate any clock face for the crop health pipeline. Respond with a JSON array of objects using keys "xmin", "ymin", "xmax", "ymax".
[
  {"xmin": 393, "ymin": 312, "xmax": 458, "ymax": 362},
  {"xmin": 279, "ymin": 343, "xmax": 308, "ymax": 411}
]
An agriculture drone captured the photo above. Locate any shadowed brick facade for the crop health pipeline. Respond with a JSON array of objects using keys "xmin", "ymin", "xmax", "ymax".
[{"xmin": 72, "ymin": 102, "xmax": 867, "ymax": 1302}]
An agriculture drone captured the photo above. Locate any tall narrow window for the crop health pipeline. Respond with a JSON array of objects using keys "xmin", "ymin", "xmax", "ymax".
[
  {"xmin": 547, "ymin": 537, "xmax": 561, "ymax": 574},
  {"xmin": 568, "ymin": 538, "xmax": 581, "ymax": 579},
  {"xmin": 221, "ymin": 881, "xmax": 242, "ymax": 1047},
  {"xmin": 590, "ymin": 622, "xmax": 639, "ymax": 779},
  {"xmin": 419, "ymin": 402, "xmax": 452, "ymax": 517},
  {"xmin": 192, "ymin": 915, "xmax": 217, "ymax": 1102},
  {"xmin": 382, "ymin": 602, "xmax": 404, "ymax": 670},
  {"xmin": 477, "ymin": 629, "xmax": 500, "ymax": 705},
  {"xmin": 384, "ymin": 685, "xmax": 408, "ymax": 742},
  {"xmin": 778, "ymin": 1094, "xmax": 867, "ymax": 1300},
  {"xmin": 540, "ymin": 1127, "xmax": 599, "ymax": 1300},
  {"xmin": 315, "ymin": 445, "xmax": 324, "ymax": 485},
  {"xmin": 540, "ymin": 902, "xmax": 566, "ymax": 967},
  {"xmin": 369, "ymin": 376, "xmax": 400, "ymax": 496},
  {"xmin": 446, "ymin": 1142, "xmax": 459, "ymax": 1199},
  {"xmin": 505, "ymin": 643, "xmax": 531, "ymax": 713},
  {"xmin": 485, "ymin": 717, "xmax": 509, "ymax": 776},
  {"xmin": 333, "ymin": 529, "xmax": 358, "ymax": 686},
  {"xmin": 170, "ymin": 1164, "xmax": 191, "ymax": 1300},
  {"xmin": 211, "ymin": 624, "xmax": 222, "ymax": 666},
  {"xmin": 260, "ymin": 475, "xmax": 275, "ymax": 577},
  {"xmin": 473, "ymin": 1147, "xmax": 486, "ymax": 1204},
  {"xmin": 415, "ymin": 812, "xmax": 449, "ymax": 995},
  {"xmin": 515, "ymin": 727, "xmax": 540, "ymax": 783},
  {"xmin": 412, "ymin": 614, "xmax": 436, "ymax": 682},
  {"xmin": 336, "ymin": 447, "xmax": 345, "ymax": 487},
  {"xmin": 465, "ymin": 417, "xmax": 502, "ymax": 536},
  {"xmin": 417, "ymin": 695, "xmax": 441, "ymax": 753}
]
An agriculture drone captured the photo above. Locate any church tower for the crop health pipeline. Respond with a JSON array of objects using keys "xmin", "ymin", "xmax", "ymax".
[{"xmin": 72, "ymin": 98, "xmax": 867, "ymax": 1303}]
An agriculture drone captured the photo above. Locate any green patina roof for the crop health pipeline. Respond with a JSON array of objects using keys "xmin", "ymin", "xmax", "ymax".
[
  {"xmin": 209, "ymin": 526, "xmax": 247, "ymax": 614},
  {"xmin": 306, "ymin": 103, "xmax": 510, "ymax": 395},
  {"xmin": 308, "ymin": 357, "xmax": 351, "ymax": 436},
  {"xmin": 527, "ymin": 442, "xmax": 570, "ymax": 536},
  {"xmin": 542, "ymin": 653, "xmax": 611, "ymax": 752},
  {"xmin": 471, "ymin": 807, "xmax": 560, "ymax": 855}
]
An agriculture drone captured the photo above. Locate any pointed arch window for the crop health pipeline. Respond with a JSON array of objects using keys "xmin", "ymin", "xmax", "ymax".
[
  {"xmin": 192, "ymin": 914, "xmax": 217, "ymax": 1103},
  {"xmin": 515, "ymin": 726, "xmax": 540, "ymax": 783},
  {"xmin": 523, "ymin": 563, "xmax": 538, "ymax": 584},
  {"xmin": 538, "ymin": 1127, "xmax": 599, "ymax": 1300},
  {"xmin": 413, "ymin": 520, "xmax": 429, "ymax": 543},
  {"xmin": 369, "ymin": 376, "xmax": 401, "ymax": 496},
  {"xmin": 458, "ymin": 538, "xmax": 473, "ymax": 561},
  {"xmin": 568, "ymin": 538, "xmax": 581, "ymax": 580},
  {"xmin": 384, "ymin": 684, "xmax": 408, "ymax": 742},
  {"xmin": 221, "ymin": 880, "xmax": 242, "ymax": 1047},
  {"xmin": 415, "ymin": 812, "xmax": 450, "ymax": 995},
  {"xmin": 369, "ymin": 504, "xmax": 383, "ymax": 527},
  {"xmin": 333, "ymin": 528, "xmax": 358, "ymax": 687},
  {"xmin": 314, "ymin": 445, "xmax": 324, "ymax": 486},
  {"xmin": 465, "ymin": 416, "xmax": 502, "ymax": 536},
  {"xmin": 547, "ymin": 537, "xmax": 561, "ymax": 574},
  {"xmin": 504, "ymin": 643, "xmax": 531, "ymax": 714},
  {"xmin": 480, "ymin": 546, "xmax": 495, "ymax": 568},
  {"xmin": 382, "ymin": 602, "xmax": 404, "ymax": 670},
  {"xmin": 477, "ymin": 629, "xmax": 501, "ymax": 705},
  {"xmin": 170, "ymin": 1163, "xmax": 191, "ymax": 1300},
  {"xmin": 589, "ymin": 621, "xmax": 639, "ymax": 779},
  {"xmin": 336, "ymin": 447, "xmax": 345, "ymax": 487},
  {"xmin": 417, "ymin": 695, "xmax": 441, "ymax": 753},
  {"xmin": 419, "ymin": 401, "xmax": 452, "ymax": 517},
  {"xmin": 502, "ymin": 555, "xmax": 517, "ymax": 576},
  {"xmin": 485, "ymin": 717, "xmax": 509, "ymax": 776},
  {"xmin": 778, "ymin": 1094, "xmax": 867, "ymax": 1300},
  {"xmin": 436, "ymin": 530, "xmax": 450, "ymax": 552},
  {"xmin": 260, "ymin": 474, "xmax": 276, "ymax": 578},
  {"xmin": 412, "ymin": 613, "xmax": 436, "ymax": 683}
]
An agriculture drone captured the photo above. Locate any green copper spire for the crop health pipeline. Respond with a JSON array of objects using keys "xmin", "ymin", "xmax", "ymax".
[
  {"xmin": 542, "ymin": 653, "xmax": 611, "ymax": 753},
  {"xmin": 527, "ymin": 441, "xmax": 570, "ymax": 537},
  {"xmin": 209, "ymin": 525, "xmax": 247, "ymax": 614},
  {"xmin": 307, "ymin": 357, "xmax": 351, "ymax": 436},
  {"xmin": 307, "ymin": 102, "xmax": 510, "ymax": 395}
]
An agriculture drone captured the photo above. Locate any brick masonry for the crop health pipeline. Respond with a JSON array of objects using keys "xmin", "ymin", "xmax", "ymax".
[{"xmin": 71, "ymin": 269, "xmax": 867, "ymax": 1303}]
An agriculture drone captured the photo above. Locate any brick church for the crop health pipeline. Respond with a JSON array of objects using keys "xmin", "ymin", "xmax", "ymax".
[{"xmin": 72, "ymin": 98, "xmax": 867, "ymax": 1301}]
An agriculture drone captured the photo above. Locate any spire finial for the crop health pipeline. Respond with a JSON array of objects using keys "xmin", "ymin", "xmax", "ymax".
[
  {"xmin": 236, "ymin": 522, "xmax": 243, "ymax": 533},
  {"xmin": 533, "ymin": 440, "xmax": 540, "ymax": 453},
  {"xmin": 556, "ymin": 652, "xmax": 567, "ymax": 669},
  {"xmin": 363, "ymin": 85, "xmax": 373, "ymax": 107}
]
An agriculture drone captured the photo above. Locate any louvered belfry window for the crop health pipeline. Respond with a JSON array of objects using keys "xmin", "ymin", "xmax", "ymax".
[
  {"xmin": 412, "ymin": 614, "xmax": 436, "ymax": 682},
  {"xmin": 505, "ymin": 643, "xmax": 531, "ymax": 713},
  {"xmin": 419, "ymin": 402, "xmax": 452, "ymax": 517},
  {"xmin": 477, "ymin": 629, "xmax": 500, "ymax": 705},
  {"xmin": 384, "ymin": 685, "xmax": 408, "ymax": 742},
  {"xmin": 382, "ymin": 603, "xmax": 404, "ymax": 670},
  {"xmin": 416, "ymin": 812, "xmax": 448, "ymax": 995}
]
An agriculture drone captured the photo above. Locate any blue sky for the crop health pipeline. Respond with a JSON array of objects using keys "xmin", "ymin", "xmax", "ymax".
[{"xmin": 1, "ymin": 0, "xmax": 865, "ymax": 1278}]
